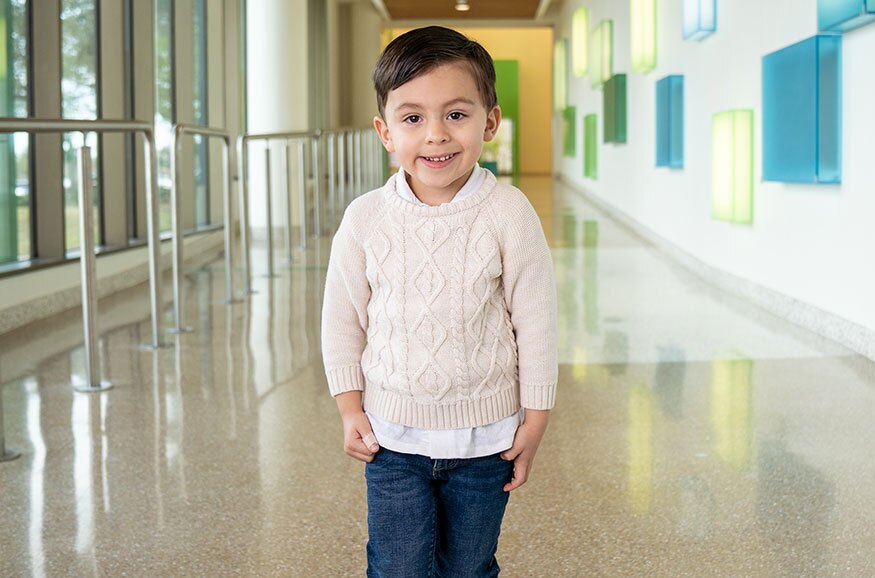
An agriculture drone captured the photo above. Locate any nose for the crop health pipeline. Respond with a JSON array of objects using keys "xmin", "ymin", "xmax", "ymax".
[{"xmin": 425, "ymin": 121, "xmax": 450, "ymax": 144}]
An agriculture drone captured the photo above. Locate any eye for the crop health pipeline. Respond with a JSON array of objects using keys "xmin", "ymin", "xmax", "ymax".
[
  {"xmin": 403, "ymin": 114, "xmax": 421, "ymax": 124},
  {"xmin": 447, "ymin": 111, "xmax": 467, "ymax": 121}
]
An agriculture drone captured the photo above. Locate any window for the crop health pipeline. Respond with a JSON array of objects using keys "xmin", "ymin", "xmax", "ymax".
[
  {"xmin": 61, "ymin": 0, "xmax": 100, "ymax": 253},
  {"xmin": 193, "ymin": 0, "xmax": 209, "ymax": 227},
  {"xmin": 0, "ymin": 0, "xmax": 30, "ymax": 265},
  {"xmin": 155, "ymin": 0, "xmax": 173, "ymax": 232}
]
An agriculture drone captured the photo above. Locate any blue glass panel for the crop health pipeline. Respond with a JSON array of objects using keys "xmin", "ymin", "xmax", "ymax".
[
  {"xmin": 683, "ymin": 0, "xmax": 717, "ymax": 41},
  {"xmin": 656, "ymin": 75, "xmax": 684, "ymax": 168},
  {"xmin": 818, "ymin": 0, "xmax": 875, "ymax": 32},
  {"xmin": 762, "ymin": 35, "xmax": 841, "ymax": 184}
]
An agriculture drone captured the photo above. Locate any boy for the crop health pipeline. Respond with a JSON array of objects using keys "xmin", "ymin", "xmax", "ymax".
[{"xmin": 321, "ymin": 26, "xmax": 557, "ymax": 577}]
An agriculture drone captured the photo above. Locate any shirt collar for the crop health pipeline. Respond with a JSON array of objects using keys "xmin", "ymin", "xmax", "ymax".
[{"xmin": 395, "ymin": 164, "xmax": 485, "ymax": 207}]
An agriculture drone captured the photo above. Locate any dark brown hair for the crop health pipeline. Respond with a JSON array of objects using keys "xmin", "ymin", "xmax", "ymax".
[{"xmin": 373, "ymin": 26, "xmax": 497, "ymax": 118}]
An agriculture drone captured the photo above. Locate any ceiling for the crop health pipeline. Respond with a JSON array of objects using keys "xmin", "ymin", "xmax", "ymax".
[{"xmin": 381, "ymin": 0, "xmax": 544, "ymax": 20}]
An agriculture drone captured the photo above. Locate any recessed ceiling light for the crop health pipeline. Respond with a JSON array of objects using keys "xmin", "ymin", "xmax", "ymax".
[{"xmin": 455, "ymin": 0, "xmax": 471, "ymax": 11}]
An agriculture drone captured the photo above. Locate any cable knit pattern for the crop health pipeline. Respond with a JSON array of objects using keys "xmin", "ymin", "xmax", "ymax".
[{"xmin": 321, "ymin": 170, "xmax": 557, "ymax": 429}]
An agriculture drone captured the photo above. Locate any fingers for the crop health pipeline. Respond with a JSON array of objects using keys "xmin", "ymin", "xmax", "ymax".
[
  {"xmin": 344, "ymin": 427, "xmax": 380, "ymax": 463},
  {"xmin": 503, "ymin": 457, "xmax": 531, "ymax": 492},
  {"xmin": 500, "ymin": 445, "xmax": 522, "ymax": 461}
]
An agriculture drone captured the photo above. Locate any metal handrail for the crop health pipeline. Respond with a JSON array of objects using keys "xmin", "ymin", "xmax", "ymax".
[
  {"xmin": 238, "ymin": 127, "xmax": 380, "ymax": 282},
  {"xmin": 0, "ymin": 118, "xmax": 168, "ymax": 353},
  {"xmin": 169, "ymin": 123, "xmax": 240, "ymax": 334}
]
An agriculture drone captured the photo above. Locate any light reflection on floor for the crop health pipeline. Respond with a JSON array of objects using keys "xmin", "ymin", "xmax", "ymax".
[{"xmin": 1, "ymin": 176, "xmax": 874, "ymax": 577}]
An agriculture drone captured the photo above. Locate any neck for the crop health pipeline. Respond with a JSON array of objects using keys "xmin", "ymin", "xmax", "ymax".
[{"xmin": 406, "ymin": 167, "xmax": 475, "ymax": 207}]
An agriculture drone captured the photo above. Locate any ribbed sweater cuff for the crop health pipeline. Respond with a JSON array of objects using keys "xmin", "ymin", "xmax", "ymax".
[
  {"xmin": 520, "ymin": 383, "xmax": 556, "ymax": 410},
  {"xmin": 326, "ymin": 365, "xmax": 366, "ymax": 397}
]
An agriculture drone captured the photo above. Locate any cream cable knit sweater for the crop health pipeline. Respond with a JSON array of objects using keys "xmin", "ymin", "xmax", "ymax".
[{"xmin": 321, "ymin": 170, "xmax": 557, "ymax": 430}]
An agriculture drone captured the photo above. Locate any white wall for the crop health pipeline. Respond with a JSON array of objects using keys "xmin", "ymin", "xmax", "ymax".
[{"xmin": 556, "ymin": 0, "xmax": 875, "ymax": 335}]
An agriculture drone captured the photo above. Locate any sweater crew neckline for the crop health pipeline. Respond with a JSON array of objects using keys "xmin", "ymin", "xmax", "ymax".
[{"xmin": 381, "ymin": 169, "xmax": 497, "ymax": 217}]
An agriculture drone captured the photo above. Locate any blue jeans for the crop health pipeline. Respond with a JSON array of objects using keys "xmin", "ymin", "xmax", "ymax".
[{"xmin": 365, "ymin": 448, "xmax": 515, "ymax": 577}]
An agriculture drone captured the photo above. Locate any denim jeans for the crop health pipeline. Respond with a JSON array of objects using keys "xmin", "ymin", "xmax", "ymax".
[{"xmin": 365, "ymin": 447, "xmax": 515, "ymax": 577}]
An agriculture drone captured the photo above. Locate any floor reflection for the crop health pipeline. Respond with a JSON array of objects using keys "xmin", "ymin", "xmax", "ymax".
[{"xmin": 0, "ymin": 177, "xmax": 874, "ymax": 575}]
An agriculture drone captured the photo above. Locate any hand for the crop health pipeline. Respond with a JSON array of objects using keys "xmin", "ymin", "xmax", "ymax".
[
  {"xmin": 500, "ymin": 409, "xmax": 549, "ymax": 492},
  {"xmin": 334, "ymin": 391, "xmax": 380, "ymax": 461},
  {"xmin": 339, "ymin": 403, "xmax": 380, "ymax": 462}
]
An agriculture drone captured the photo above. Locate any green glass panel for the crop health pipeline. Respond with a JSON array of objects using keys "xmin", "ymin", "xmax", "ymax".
[
  {"xmin": 604, "ymin": 74, "xmax": 627, "ymax": 144},
  {"xmin": 493, "ymin": 60, "xmax": 520, "ymax": 177},
  {"xmin": 712, "ymin": 110, "xmax": 753, "ymax": 224},
  {"xmin": 584, "ymin": 114, "xmax": 598, "ymax": 178},
  {"xmin": 563, "ymin": 106, "xmax": 576, "ymax": 158}
]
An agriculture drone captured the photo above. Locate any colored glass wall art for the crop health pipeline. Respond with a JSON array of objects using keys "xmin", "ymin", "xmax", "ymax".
[
  {"xmin": 563, "ymin": 106, "xmax": 577, "ymax": 157},
  {"xmin": 591, "ymin": 20, "xmax": 613, "ymax": 88},
  {"xmin": 572, "ymin": 7, "xmax": 589, "ymax": 77},
  {"xmin": 493, "ymin": 60, "xmax": 520, "ymax": 177},
  {"xmin": 818, "ymin": 0, "xmax": 875, "ymax": 32},
  {"xmin": 554, "ymin": 38, "xmax": 568, "ymax": 112},
  {"xmin": 762, "ymin": 35, "xmax": 841, "ymax": 184},
  {"xmin": 683, "ymin": 0, "xmax": 716, "ymax": 40},
  {"xmin": 712, "ymin": 110, "xmax": 753, "ymax": 224},
  {"xmin": 584, "ymin": 114, "xmax": 598, "ymax": 178},
  {"xmin": 604, "ymin": 74, "xmax": 627, "ymax": 144},
  {"xmin": 656, "ymin": 75, "xmax": 684, "ymax": 168},
  {"xmin": 631, "ymin": 0, "xmax": 657, "ymax": 73}
]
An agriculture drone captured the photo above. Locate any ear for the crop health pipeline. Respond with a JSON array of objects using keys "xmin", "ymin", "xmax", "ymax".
[
  {"xmin": 373, "ymin": 115, "xmax": 395, "ymax": 153},
  {"xmin": 483, "ymin": 105, "xmax": 502, "ymax": 143}
]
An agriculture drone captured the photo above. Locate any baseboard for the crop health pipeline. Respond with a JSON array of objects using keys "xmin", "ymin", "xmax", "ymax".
[
  {"xmin": 558, "ymin": 174, "xmax": 875, "ymax": 362},
  {"xmin": 0, "ymin": 231, "xmax": 226, "ymax": 337}
]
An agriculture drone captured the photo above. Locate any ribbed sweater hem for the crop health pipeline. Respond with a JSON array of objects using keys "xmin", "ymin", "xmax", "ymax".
[{"xmin": 363, "ymin": 385, "xmax": 521, "ymax": 430}]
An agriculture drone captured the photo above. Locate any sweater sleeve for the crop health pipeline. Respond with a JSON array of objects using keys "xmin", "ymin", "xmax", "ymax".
[
  {"xmin": 498, "ymin": 191, "xmax": 558, "ymax": 410},
  {"xmin": 321, "ymin": 207, "xmax": 371, "ymax": 397}
]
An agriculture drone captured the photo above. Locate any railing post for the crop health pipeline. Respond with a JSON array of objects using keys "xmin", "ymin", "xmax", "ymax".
[
  {"xmin": 347, "ymin": 131, "xmax": 355, "ymax": 201},
  {"xmin": 237, "ymin": 136, "xmax": 254, "ymax": 295},
  {"xmin": 221, "ymin": 139, "xmax": 240, "ymax": 304},
  {"xmin": 311, "ymin": 134, "xmax": 321, "ymax": 240},
  {"xmin": 265, "ymin": 147, "xmax": 276, "ymax": 277},
  {"xmin": 282, "ymin": 141, "xmax": 293, "ymax": 262},
  {"xmin": 169, "ymin": 129, "xmax": 193, "ymax": 334},
  {"xmin": 74, "ymin": 145, "xmax": 112, "ymax": 393},
  {"xmin": 327, "ymin": 133, "xmax": 336, "ymax": 226},
  {"xmin": 297, "ymin": 139, "xmax": 307, "ymax": 249},
  {"xmin": 355, "ymin": 131, "xmax": 363, "ymax": 198},
  {"xmin": 144, "ymin": 130, "xmax": 170, "ymax": 349},
  {"xmin": 337, "ymin": 132, "xmax": 346, "ymax": 218}
]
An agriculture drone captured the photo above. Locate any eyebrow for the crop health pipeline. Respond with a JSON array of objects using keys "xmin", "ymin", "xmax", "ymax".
[{"xmin": 394, "ymin": 97, "xmax": 478, "ymax": 111}]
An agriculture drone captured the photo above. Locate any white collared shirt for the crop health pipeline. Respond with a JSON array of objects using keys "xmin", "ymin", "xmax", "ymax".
[{"xmin": 365, "ymin": 163, "xmax": 522, "ymax": 459}]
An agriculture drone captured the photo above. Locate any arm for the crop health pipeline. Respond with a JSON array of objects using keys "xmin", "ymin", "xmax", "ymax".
[{"xmin": 496, "ymin": 193, "xmax": 558, "ymax": 491}]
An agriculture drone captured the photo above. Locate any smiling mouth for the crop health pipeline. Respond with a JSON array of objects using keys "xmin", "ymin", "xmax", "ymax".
[{"xmin": 422, "ymin": 153, "xmax": 457, "ymax": 162}]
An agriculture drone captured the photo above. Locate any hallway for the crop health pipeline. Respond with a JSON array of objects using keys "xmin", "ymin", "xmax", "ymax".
[{"xmin": 2, "ymin": 177, "xmax": 874, "ymax": 577}]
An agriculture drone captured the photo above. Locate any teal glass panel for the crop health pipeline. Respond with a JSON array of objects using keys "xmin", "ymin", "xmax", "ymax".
[
  {"xmin": 683, "ymin": 0, "xmax": 716, "ymax": 40},
  {"xmin": 762, "ymin": 35, "xmax": 841, "ymax": 184},
  {"xmin": 656, "ymin": 75, "xmax": 684, "ymax": 168},
  {"xmin": 584, "ymin": 114, "xmax": 598, "ymax": 178},
  {"xmin": 603, "ymin": 74, "xmax": 627, "ymax": 144},
  {"xmin": 818, "ymin": 0, "xmax": 875, "ymax": 32},
  {"xmin": 563, "ymin": 106, "xmax": 576, "ymax": 157}
]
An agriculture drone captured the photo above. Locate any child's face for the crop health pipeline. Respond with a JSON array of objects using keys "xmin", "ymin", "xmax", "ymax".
[{"xmin": 374, "ymin": 61, "xmax": 501, "ymax": 200}]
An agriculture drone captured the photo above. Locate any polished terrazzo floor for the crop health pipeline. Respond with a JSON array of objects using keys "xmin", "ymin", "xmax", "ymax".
[{"xmin": 2, "ymin": 177, "xmax": 875, "ymax": 577}]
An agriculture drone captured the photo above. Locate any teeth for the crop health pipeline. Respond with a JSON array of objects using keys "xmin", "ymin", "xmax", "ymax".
[{"xmin": 425, "ymin": 153, "xmax": 454, "ymax": 162}]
